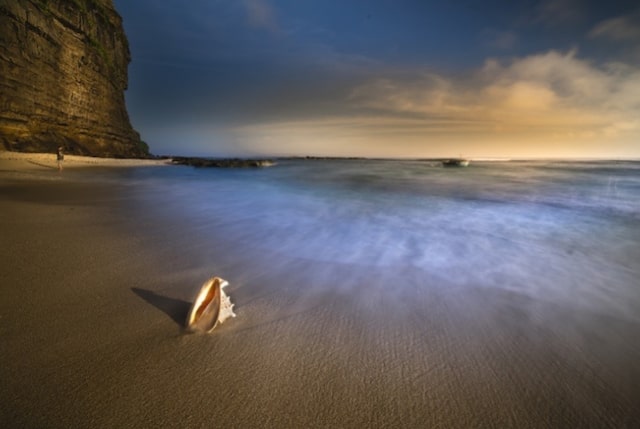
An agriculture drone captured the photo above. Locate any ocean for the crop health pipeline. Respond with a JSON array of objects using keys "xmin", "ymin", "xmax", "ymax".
[{"xmin": 119, "ymin": 159, "xmax": 640, "ymax": 322}]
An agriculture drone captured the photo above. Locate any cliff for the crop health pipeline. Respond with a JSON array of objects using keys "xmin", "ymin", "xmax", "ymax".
[{"xmin": 0, "ymin": 0, "xmax": 148, "ymax": 157}]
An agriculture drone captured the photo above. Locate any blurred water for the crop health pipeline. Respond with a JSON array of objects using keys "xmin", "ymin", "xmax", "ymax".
[{"xmin": 119, "ymin": 159, "xmax": 640, "ymax": 321}]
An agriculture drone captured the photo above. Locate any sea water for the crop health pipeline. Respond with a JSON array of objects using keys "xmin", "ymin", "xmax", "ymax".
[{"xmin": 115, "ymin": 159, "xmax": 640, "ymax": 323}]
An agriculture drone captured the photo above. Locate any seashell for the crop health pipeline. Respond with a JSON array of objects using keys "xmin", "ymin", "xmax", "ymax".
[{"xmin": 186, "ymin": 277, "xmax": 235, "ymax": 333}]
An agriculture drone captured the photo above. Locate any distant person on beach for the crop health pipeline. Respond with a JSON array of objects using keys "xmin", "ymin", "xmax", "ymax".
[{"xmin": 57, "ymin": 146, "xmax": 64, "ymax": 171}]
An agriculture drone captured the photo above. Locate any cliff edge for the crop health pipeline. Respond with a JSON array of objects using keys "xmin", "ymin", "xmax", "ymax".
[{"xmin": 0, "ymin": 0, "xmax": 148, "ymax": 157}]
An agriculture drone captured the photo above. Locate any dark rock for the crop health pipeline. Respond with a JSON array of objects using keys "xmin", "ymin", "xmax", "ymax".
[
  {"xmin": 0, "ymin": 0, "xmax": 148, "ymax": 158},
  {"xmin": 170, "ymin": 157, "xmax": 276, "ymax": 168},
  {"xmin": 442, "ymin": 159, "xmax": 470, "ymax": 167}
]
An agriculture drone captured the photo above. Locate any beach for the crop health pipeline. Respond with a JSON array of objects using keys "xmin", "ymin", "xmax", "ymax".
[{"xmin": 1, "ymin": 152, "xmax": 640, "ymax": 428}]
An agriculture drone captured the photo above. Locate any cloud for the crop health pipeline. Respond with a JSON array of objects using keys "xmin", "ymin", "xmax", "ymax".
[
  {"xmin": 348, "ymin": 50, "xmax": 640, "ymax": 140},
  {"xmin": 535, "ymin": 0, "xmax": 586, "ymax": 26},
  {"xmin": 243, "ymin": 0, "xmax": 280, "ymax": 34},
  {"xmin": 481, "ymin": 29, "xmax": 518, "ymax": 51},
  {"xmin": 589, "ymin": 10, "xmax": 640, "ymax": 42},
  {"xmin": 227, "ymin": 49, "xmax": 640, "ymax": 157}
]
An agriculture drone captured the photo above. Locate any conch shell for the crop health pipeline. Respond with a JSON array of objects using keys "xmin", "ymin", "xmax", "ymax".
[{"xmin": 186, "ymin": 277, "xmax": 236, "ymax": 332}]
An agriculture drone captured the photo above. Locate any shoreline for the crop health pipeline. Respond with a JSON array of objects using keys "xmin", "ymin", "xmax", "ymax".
[
  {"xmin": 0, "ymin": 150, "xmax": 170, "ymax": 170},
  {"xmin": 4, "ymin": 150, "xmax": 638, "ymax": 176}
]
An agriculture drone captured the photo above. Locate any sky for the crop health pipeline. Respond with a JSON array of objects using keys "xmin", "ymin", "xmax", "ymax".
[{"xmin": 113, "ymin": 0, "xmax": 640, "ymax": 158}]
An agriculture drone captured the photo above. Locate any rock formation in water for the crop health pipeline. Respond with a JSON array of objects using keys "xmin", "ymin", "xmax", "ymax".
[
  {"xmin": 170, "ymin": 157, "xmax": 277, "ymax": 168},
  {"xmin": 0, "ymin": 0, "xmax": 148, "ymax": 157}
]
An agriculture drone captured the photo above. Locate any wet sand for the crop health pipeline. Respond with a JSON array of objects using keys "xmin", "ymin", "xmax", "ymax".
[{"xmin": 1, "ymin": 153, "xmax": 640, "ymax": 428}]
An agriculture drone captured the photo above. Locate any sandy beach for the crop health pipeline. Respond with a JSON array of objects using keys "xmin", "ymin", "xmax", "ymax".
[
  {"xmin": 1, "ymin": 152, "xmax": 639, "ymax": 428},
  {"xmin": 0, "ymin": 151, "xmax": 169, "ymax": 175}
]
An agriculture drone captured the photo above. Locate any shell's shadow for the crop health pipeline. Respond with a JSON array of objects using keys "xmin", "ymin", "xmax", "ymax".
[{"xmin": 131, "ymin": 287, "xmax": 191, "ymax": 326}]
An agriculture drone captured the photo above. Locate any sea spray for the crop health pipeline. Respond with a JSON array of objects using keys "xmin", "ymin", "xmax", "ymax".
[{"xmin": 125, "ymin": 159, "xmax": 640, "ymax": 322}]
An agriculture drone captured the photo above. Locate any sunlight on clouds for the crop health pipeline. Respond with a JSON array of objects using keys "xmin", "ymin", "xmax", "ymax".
[
  {"xmin": 350, "ymin": 50, "xmax": 640, "ymax": 139},
  {"xmin": 604, "ymin": 120, "xmax": 639, "ymax": 137},
  {"xmin": 233, "ymin": 50, "xmax": 640, "ymax": 158},
  {"xmin": 485, "ymin": 50, "xmax": 613, "ymax": 104},
  {"xmin": 487, "ymin": 81, "xmax": 556, "ymax": 111},
  {"xmin": 348, "ymin": 73, "xmax": 471, "ymax": 117},
  {"xmin": 233, "ymin": 118, "xmax": 378, "ymax": 156}
]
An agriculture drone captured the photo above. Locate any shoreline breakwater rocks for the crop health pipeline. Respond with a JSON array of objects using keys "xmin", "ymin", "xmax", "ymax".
[{"xmin": 170, "ymin": 157, "xmax": 276, "ymax": 168}]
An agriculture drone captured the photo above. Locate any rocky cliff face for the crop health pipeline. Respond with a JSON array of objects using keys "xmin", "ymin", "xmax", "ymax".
[{"xmin": 0, "ymin": 0, "xmax": 148, "ymax": 157}]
